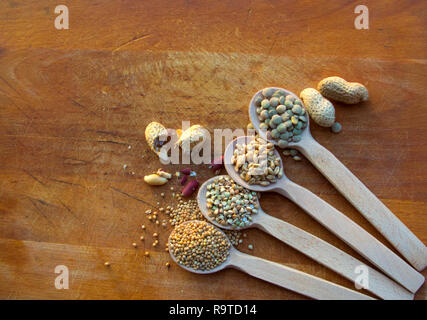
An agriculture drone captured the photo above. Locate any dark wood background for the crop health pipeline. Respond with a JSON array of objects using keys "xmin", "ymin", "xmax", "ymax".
[{"xmin": 0, "ymin": 0, "xmax": 426, "ymax": 299}]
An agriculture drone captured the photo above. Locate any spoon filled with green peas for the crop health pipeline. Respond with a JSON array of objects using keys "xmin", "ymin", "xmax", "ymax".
[
  {"xmin": 196, "ymin": 175, "xmax": 413, "ymax": 300},
  {"xmin": 168, "ymin": 220, "xmax": 373, "ymax": 300},
  {"xmin": 222, "ymin": 135, "xmax": 424, "ymax": 294}
]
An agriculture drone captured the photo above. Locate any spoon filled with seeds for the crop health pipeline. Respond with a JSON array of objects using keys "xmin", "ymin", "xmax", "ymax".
[
  {"xmin": 249, "ymin": 87, "xmax": 427, "ymax": 271},
  {"xmin": 168, "ymin": 220, "xmax": 373, "ymax": 300},
  {"xmin": 196, "ymin": 175, "xmax": 414, "ymax": 300},
  {"xmin": 223, "ymin": 135, "xmax": 424, "ymax": 294}
]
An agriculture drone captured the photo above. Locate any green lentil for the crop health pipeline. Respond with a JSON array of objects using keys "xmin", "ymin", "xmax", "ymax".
[
  {"xmin": 262, "ymin": 87, "xmax": 275, "ymax": 98},
  {"xmin": 270, "ymin": 97, "xmax": 279, "ymax": 107},
  {"xmin": 268, "ymin": 108, "xmax": 277, "ymax": 117},
  {"xmin": 276, "ymin": 105, "xmax": 286, "ymax": 114},
  {"xmin": 260, "ymin": 110, "xmax": 269, "ymax": 120},
  {"xmin": 276, "ymin": 123, "xmax": 287, "ymax": 133},
  {"xmin": 261, "ymin": 99, "xmax": 270, "ymax": 109},
  {"xmin": 331, "ymin": 122, "xmax": 342, "ymax": 133},
  {"xmin": 271, "ymin": 114, "xmax": 282, "ymax": 125},
  {"xmin": 255, "ymin": 88, "xmax": 308, "ymax": 147},
  {"xmin": 271, "ymin": 129, "xmax": 280, "ymax": 139}
]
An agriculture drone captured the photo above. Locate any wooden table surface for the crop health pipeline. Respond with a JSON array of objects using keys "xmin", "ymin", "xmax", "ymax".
[{"xmin": 0, "ymin": 0, "xmax": 426, "ymax": 300}]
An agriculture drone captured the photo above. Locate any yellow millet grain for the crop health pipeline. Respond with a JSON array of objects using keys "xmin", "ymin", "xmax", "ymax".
[{"xmin": 169, "ymin": 221, "xmax": 230, "ymax": 271}]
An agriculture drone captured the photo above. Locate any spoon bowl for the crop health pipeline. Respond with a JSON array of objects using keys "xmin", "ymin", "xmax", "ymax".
[
  {"xmin": 168, "ymin": 220, "xmax": 232, "ymax": 274},
  {"xmin": 167, "ymin": 220, "xmax": 374, "ymax": 300},
  {"xmin": 248, "ymin": 87, "xmax": 313, "ymax": 149},
  {"xmin": 223, "ymin": 135, "xmax": 287, "ymax": 193},
  {"xmin": 249, "ymin": 87, "xmax": 427, "ymax": 271},
  {"xmin": 222, "ymin": 136, "xmax": 424, "ymax": 293},
  {"xmin": 197, "ymin": 176, "xmax": 256, "ymax": 231}
]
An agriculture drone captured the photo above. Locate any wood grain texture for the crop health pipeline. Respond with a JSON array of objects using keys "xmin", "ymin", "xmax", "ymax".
[{"xmin": 0, "ymin": 0, "xmax": 426, "ymax": 299}]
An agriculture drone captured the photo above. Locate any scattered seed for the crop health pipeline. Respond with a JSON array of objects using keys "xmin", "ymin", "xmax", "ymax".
[
  {"xmin": 331, "ymin": 122, "xmax": 342, "ymax": 133},
  {"xmin": 132, "ymin": 242, "xmax": 137, "ymax": 248},
  {"xmin": 104, "ymin": 262, "xmax": 110, "ymax": 267},
  {"xmin": 248, "ymin": 244, "xmax": 254, "ymax": 250},
  {"xmin": 144, "ymin": 251, "xmax": 150, "ymax": 256}
]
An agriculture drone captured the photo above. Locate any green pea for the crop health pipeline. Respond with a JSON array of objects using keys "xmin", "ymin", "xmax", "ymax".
[
  {"xmin": 296, "ymin": 121, "xmax": 303, "ymax": 129},
  {"xmin": 284, "ymin": 120, "xmax": 292, "ymax": 128},
  {"xmin": 299, "ymin": 115, "xmax": 307, "ymax": 122},
  {"xmin": 293, "ymin": 128, "xmax": 302, "ymax": 135},
  {"xmin": 279, "ymin": 96, "xmax": 285, "ymax": 105},
  {"xmin": 292, "ymin": 135, "xmax": 302, "ymax": 142}
]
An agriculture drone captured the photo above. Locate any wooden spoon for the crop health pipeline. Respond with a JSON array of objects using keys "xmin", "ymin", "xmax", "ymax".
[
  {"xmin": 249, "ymin": 87, "xmax": 427, "ymax": 272},
  {"xmin": 197, "ymin": 176, "xmax": 413, "ymax": 300},
  {"xmin": 168, "ymin": 220, "xmax": 374, "ymax": 300},
  {"xmin": 223, "ymin": 136, "xmax": 424, "ymax": 293},
  {"xmin": 197, "ymin": 176, "xmax": 414, "ymax": 300}
]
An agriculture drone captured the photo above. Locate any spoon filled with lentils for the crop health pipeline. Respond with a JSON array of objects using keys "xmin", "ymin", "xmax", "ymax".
[
  {"xmin": 248, "ymin": 87, "xmax": 427, "ymax": 271},
  {"xmin": 167, "ymin": 220, "xmax": 373, "ymax": 300},
  {"xmin": 195, "ymin": 175, "xmax": 414, "ymax": 300},
  {"xmin": 222, "ymin": 135, "xmax": 424, "ymax": 294}
]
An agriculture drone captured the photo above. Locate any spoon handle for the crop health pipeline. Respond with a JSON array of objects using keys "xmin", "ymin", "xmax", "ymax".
[
  {"xmin": 228, "ymin": 249, "xmax": 374, "ymax": 300},
  {"xmin": 296, "ymin": 137, "xmax": 427, "ymax": 271},
  {"xmin": 275, "ymin": 179, "xmax": 424, "ymax": 293},
  {"xmin": 254, "ymin": 212, "xmax": 413, "ymax": 300}
]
